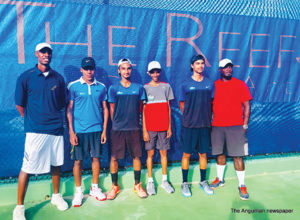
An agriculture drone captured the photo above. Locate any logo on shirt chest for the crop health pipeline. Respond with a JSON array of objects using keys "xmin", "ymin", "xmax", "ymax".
[{"xmin": 147, "ymin": 95, "xmax": 155, "ymax": 101}]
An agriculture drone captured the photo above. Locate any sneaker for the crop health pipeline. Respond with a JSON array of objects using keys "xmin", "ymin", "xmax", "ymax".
[
  {"xmin": 13, "ymin": 205, "xmax": 26, "ymax": 220},
  {"xmin": 238, "ymin": 185, "xmax": 249, "ymax": 200},
  {"xmin": 181, "ymin": 182, "xmax": 191, "ymax": 197},
  {"xmin": 200, "ymin": 180, "xmax": 214, "ymax": 195},
  {"xmin": 51, "ymin": 193, "xmax": 68, "ymax": 211},
  {"xmin": 133, "ymin": 183, "xmax": 148, "ymax": 198},
  {"xmin": 72, "ymin": 191, "xmax": 84, "ymax": 207},
  {"xmin": 107, "ymin": 185, "xmax": 120, "ymax": 200},
  {"xmin": 161, "ymin": 180, "xmax": 175, "ymax": 194},
  {"xmin": 89, "ymin": 186, "xmax": 107, "ymax": 201},
  {"xmin": 210, "ymin": 177, "xmax": 225, "ymax": 189},
  {"xmin": 146, "ymin": 181, "xmax": 156, "ymax": 195}
]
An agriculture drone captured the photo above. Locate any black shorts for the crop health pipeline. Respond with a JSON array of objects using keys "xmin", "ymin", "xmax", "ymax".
[
  {"xmin": 180, "ymin": 126, "xmax": 210, "ymax": 154},
  {"xmin": 71, "ymin": 132, "xmax": 102, "ymax": 160},
  {"xmin": 110, "ymin": 130, "xmax": 142, "ymax": 159},
  {"xmin": 211, "ymin": 126, "xmax": 248, "ymax": 157}
]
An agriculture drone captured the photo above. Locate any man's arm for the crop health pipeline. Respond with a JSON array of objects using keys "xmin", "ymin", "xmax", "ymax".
[
  {"xmin": 66, "ymin": 100, "xmax": 78, "ymax": 146},
  {"xmin": 16, "ymin": 105, "xmax": 25, "ymax": 118},
  {"xmin": 142, "ymin": 104, "xmax": 150, "ymax": 142},
  {"xmin": 101, "ymin": 100, "xmax": 109, "ymax": 144},
  {"xmin": 109, "ymin": 103, "xmax": 115, "ymax": 121},
  {"xmin": 242, "ymin": 100, "xmax": 251, "ymax": 131}
]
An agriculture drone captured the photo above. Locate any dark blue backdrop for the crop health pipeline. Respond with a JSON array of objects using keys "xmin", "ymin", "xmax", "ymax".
[{"xmin": 0, "ymin": 0, "xmax": 299, "ymax": 177}]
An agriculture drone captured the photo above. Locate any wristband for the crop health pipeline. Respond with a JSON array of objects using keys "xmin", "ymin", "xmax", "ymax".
[{"xmin": 243, "ymin": 124, "xmax": 248, "ymax": 129}]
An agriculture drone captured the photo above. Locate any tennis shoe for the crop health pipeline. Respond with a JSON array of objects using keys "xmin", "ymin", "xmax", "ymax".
[
  {"xmin": 133, "ymin": 183, "xmax": 148, "ymax": 198},
  {"xmin": 107, "ymin": 185, "xmax": 120, "ymax": 200},
  {"xmin": 89, "ymin": 186, "xmax": 106, "ymax": 201},
  {"xmin": 13, "ymin": 205, "xmax": 26, "ymax": 220},
  {"xmin": 200, "ymin": 180, "xmax": 214, "ymax": 195},
  {"xmin": 146, "ymin": 181, "xmax": 156, "ymax": 195},
  {"xmin": 210, "ymin": 177, "xmax": 225, "ymax": 189},
  {"xmin": 72, "ymin": 191, "xmax": 84, "ymax": 207},
  {"xmin": 51, "ymin": 193, "xmax": 68, "ymax": 211},
  {"xmin": 181, "ymin": 182, "xmax": 191, "ymax": 197},
  {"xmin": 161, "ymin": 180, "xmax": 175, "ymax": 193},
  {"xmin": 238, "ymin": 185, "xmax": 249, "ymax": 200}
]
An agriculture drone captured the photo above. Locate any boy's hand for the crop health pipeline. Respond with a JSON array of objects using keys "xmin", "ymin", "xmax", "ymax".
[
  {"xmin": 101, "ymin": 132, "xmax": 107, "ymax": 144},
  {"xmin": 143, "ymin": 131, "xmax": 150, "ymax": 142},
  {"xmin": 167, "ymin": 128, "xmax": 172, "ymax": 139},
  {"xmin": 69, "ymin": 131, "xmax": 78, "ymax": 146}
]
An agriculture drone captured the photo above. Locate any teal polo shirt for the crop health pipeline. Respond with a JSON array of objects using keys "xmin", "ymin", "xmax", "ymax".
[
  {"xmin": 15, "ymin": 66, "xmax": 66, "ymax": 135},
  {"xmin": 68, "ymin": 77, "xmax": 107, "ymax": 133}
]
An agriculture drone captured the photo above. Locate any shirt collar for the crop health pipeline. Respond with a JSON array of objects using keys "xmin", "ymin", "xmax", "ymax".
[
  {"xmin": 34, "ymin": 65, "xmax": 53, "ymax": 77},
  {"xmin": 80, "ymin": 76, "xmax": 97, "ymax": 85}
]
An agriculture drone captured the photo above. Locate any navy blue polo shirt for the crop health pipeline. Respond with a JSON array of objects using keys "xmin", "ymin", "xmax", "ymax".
[
  {"xmin": 15, "ymin": 66, "xmax": 66, "ymax": 135},
  {"xmin": 68, "ymin": 77, "xmax": 107, "ymax": 133},
  {"xmin": 179, "ymin": 76, "xmax": 213, "ymax": 128},
  {"xmin": 108, "ymin": 82, "xmax": 146, "ymax": 131}
]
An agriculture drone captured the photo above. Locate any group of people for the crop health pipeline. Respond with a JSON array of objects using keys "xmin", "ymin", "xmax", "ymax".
[{"xmin": 13, "ymin": 42, "xmax": 252, "ymax": 220}]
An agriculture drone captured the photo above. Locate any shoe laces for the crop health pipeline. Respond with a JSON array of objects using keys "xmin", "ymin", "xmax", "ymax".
[
  {"xmin": 212, "ymin": 178, "xmax": 220, "ymax": 184},
  {"xmin": 240, "ymin": 186, "xmax": 248, "ymax": 194}
]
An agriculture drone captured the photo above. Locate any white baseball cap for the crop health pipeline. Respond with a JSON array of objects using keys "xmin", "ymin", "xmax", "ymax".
[
  {"xmin": 219, "ymin": 58, "xmax": 233, "ymax": 68},
  {"xmin": 148, "ymin": 61, "xmax": 161, "ymax": 72},
  {"xmin": 118, "ymin": 58, "xmax": 132, "ymax": 67},
  {"xmin": 35, "ymin": 42, "xmax": 52, "ymax": 51}
]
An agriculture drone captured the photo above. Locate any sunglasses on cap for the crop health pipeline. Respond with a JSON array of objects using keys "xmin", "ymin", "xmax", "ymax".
[
  {"xmin": 39, "ymin": 47, "xmax": 52, "ymax": 54},
  {"xmin": 149, "ymin": 69, "xmax": 161, "ymax": 74}
]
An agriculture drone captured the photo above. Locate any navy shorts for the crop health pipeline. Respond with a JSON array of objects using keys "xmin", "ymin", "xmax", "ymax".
[
  {"xmin": 110, "ymin": 130, "xmax": 142, "ymax": 159},
  {"xmin": 71, "ymin": 132, "xmax": 102, "ymax": 160},
  {"xmin": 211, "ymin": 126, "xmax": 248, "ymax": 157},
  {"xmin": 145, "ymin": 131, "xmax": 170, "ymax": 151},
  {"xmin": 180, "ymin": 126, "xmax": 210, "ymax": 154}
]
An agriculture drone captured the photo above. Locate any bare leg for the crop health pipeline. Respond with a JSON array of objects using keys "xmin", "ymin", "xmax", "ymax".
[{"xmin": 17, "ymin": 171, "xmax": 29, "ymax": 205}]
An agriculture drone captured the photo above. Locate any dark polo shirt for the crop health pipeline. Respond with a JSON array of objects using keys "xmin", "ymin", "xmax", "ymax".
[{"xmin": 15, "ymin": 66, "xmax": 66, "ymax": 135}]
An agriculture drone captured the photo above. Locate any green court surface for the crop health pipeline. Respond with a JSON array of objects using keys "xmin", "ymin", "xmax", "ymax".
[{"xmin": 1, "ymin": 154, "xmax": 299, "ymax": 220}]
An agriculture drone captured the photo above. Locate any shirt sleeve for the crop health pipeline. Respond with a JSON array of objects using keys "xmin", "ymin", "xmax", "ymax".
[
  {"xmin": 240, "ymin": 82, "xmax": 252, "ymax": 102},
  {"xmin": 15, "ymin": 74, "xmax": 27, "ymax": 107},
  {"xmin": 68, "ymin": 83, "xmax": 75, "ymax": 101},
  {"xmin": 108, "ymin": 85, "xmax": 116, "ymax": 103},
  {"xmin": 166, "ymin": 84, "xmax": 174, "ymax": 101},
  {"xmin": 103, "ymin": 86, "xmax": 108, "ymax": 101},
  {"xmin": 178, "ymin": 83, "xmax": 186, "ymax": 102},
  {"xmin": 139, "ymin": 85, "xmax": 146, "ymax": 101}
]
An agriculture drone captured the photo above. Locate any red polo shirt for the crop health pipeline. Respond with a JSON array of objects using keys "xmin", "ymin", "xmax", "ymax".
[{"xmin": 212, "ymin": 77, "xmax": 252, "ymax": 126}]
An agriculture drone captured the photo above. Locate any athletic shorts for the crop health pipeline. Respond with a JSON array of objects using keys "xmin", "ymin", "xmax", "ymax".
[
  {"xmin": 180, "ymin": 127, "xmax": 210, "ymax": 154},
  {"xmin": 145, "ymin": 131, "xmax": 170, "ymax": 151},
  {"xmin": 110, "ymin": 130, "xmax": 142, "ymax": 159},
  {"xmin": 22, "ymin": 133, "xmax": 64, "ymax": 174},
  {"xmin": 211, "ymin": 126, "xmax": 248, "ymax": 157},
  {"xmin": 71, "ymin": 132, "xmax": 102, "ymax": 160}
]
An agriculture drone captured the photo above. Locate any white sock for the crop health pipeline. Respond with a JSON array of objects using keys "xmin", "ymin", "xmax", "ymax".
[
  {"xmin": 217, "ymin": 165, "xmax": 226, "ymax": 181},
  {"xmin": 16, "ymin": 205, "xmax": 24, "ymax": 209},
  {"xmin": 162, "ymin": 174, "xmax": 167, "ymax": 182},
  {"xmin": 52, "ymin": 193, "xmax": 60, "ymax": 197},
  {"xmin": 148, "ymin": 177, "xmax": 154, "ymax": 183},
  {"xmin": 92, "ymin": 184, "xmax": 98, "ymax": 189},
  {"xmin": 76, "ymin": 186, "xmax": 82, "ymax": 193},
  {"xmin": 236, "ymin": 170, "xmax": 245, "ymax": 187}
]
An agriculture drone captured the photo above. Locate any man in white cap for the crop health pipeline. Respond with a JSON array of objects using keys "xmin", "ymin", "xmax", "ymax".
[
  {"xmin": 13, "ymin": 43, "xmax": 68, "ymax": 220},
  {"xmin": 210, "ymin": 58, "xmax": 252, "ymax": 200},
  {"xmin": 143, "ymin": 61, "xmax": 175, "ymax": 195},
  {"xmin": 107, "ymin": 58, "xmax": 147, "ymax": 199}
]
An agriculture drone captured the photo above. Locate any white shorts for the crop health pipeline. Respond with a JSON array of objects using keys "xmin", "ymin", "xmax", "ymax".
[{"xmin": 22, "ymin": 133, "xmax": 64, "ymax": 174}]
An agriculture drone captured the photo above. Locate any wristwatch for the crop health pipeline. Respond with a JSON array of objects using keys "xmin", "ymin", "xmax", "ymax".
[{"xmin": 243, "ymin": 124, "xmax": 248, "ymax": 129}]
